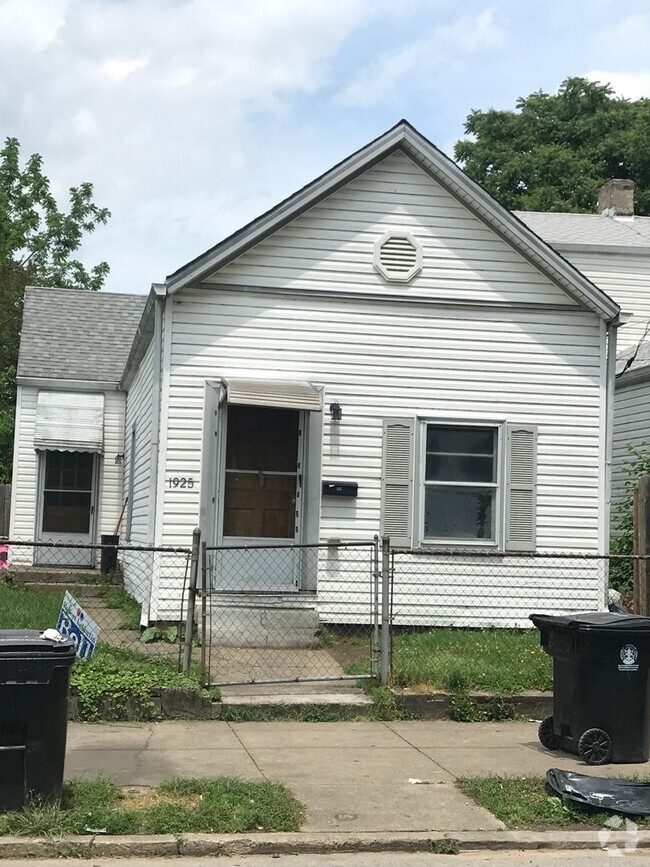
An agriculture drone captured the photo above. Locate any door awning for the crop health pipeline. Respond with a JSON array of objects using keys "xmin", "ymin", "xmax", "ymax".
[
  {"xmin": 34, "ymin": 392, "xmax": 105, "ymax": 452},
  {"xmin": 224, "ymin": 378, "xmax": 322, "ymax": 412}
]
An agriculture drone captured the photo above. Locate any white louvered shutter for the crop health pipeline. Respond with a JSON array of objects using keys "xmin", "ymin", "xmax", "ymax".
[
  {"xmin": 505, "ymin": 424, "xmax": 537, "ymax": 552},
  {"xmin": 380, "ymin": 418, "xmax": 414, "ymax": 547}
]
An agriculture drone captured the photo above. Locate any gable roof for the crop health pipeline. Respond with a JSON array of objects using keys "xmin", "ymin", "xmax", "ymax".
[
  {"xmin": 516, "ymin": 211, "xmax": 650, "ymax": 252},
  {"xmin": 18, "ymin": 286, "xmax": 147, "ymax": 385},
  {"xmin": 166, "ymin": 120, "xmax": 620, "ymax": 323}
]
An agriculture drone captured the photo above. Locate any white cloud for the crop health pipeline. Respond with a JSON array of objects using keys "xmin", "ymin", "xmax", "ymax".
[
  {"xmin": 338, "ymin": 9, "xmax": 506, "ymax": 108},
  {"xmin": 101, "ymin": 57, "xmax": 149, "ymax": 82},
  {"xmin": 585, "ymin": 69, "xmax": 650, "ymax": 101},
  {"xmin": 0, "ymin": 0, "xmax": 396, "ymax": 292},
  {"xmin": 0, "ymin": 0, "xmax": 67, "ymax": 50}
]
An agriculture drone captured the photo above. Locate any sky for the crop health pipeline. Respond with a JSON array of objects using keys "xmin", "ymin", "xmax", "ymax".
[{"xmin": 2, "ymin": 0, "xmax": 650, "ymax": 294}]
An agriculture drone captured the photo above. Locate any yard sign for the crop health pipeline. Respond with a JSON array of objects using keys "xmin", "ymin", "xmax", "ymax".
[{"xmin": 57, "ymin": 591, "xmax": 100, "ymax": 659}]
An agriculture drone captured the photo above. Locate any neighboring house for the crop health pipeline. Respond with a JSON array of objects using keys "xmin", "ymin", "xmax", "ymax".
[
  {"xmin": 514, "ymin": 187, "xmax": 650, "ymax": 515},
  {"xmin": 10, "ymin": 288, "xmax": 146, "ymax": 566},
  {"xmin": 10, "ymin": 121, "xmax": 622, "ymax": 631}
]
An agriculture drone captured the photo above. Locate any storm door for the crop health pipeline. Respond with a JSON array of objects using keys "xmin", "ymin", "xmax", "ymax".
[
  {"xmin": 219, "ymin": 405, "xmax": 303, "ymax": 591},
  {"xmin": 36, "ymin": 451, "xmax": 97, "ymax": 567}
]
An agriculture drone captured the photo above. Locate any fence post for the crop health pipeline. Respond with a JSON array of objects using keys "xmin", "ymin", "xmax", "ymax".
[
  {"xmin": 380, "ymin": 535, "xmax": 391, "ymax": 687},
  {"xmin": 371, "ymin": 535, "xmax": 380, "ymax": 678},
  {"xmin": 200, "ymin": 541, "xmax": 208, "ymax": 687},
  {"xmin": 183, "ymin": 527, "xmax": 201, "ymax": 673},
  {"xmin": 634, "ymin": 476, "xmax": 650, "ymax": 615}
]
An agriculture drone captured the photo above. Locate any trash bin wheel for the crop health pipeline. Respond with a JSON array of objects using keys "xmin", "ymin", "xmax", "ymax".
[
  {"xmin": 538, "ymin": 716, "xmax": 560, "ymax": 751},
  {"xmin": 578, "ymin": 728, "xmax": 613, "ymax": 765}
]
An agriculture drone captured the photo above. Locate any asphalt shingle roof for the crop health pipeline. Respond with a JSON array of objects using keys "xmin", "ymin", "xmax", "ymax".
[
  {"xmin": 18, "ymin": 287, "xmax": 147, "ymax": 383},
  {"xmin": 515, "ymin": 211, "xmax": 650, "ymax": 249}
]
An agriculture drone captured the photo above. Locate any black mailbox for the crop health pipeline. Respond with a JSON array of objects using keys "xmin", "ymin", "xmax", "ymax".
[{"xmin": 322, "ymin": 481, "xmax": 358, "ymax": 498}]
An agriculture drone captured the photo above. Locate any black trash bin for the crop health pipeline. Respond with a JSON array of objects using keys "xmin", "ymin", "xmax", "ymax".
[
  {"xmin": 0, "ymin": 630, "xmax": 76, "ymax": 810},
  {"xmin": 100, "ymin": 534, "xmax": 119, "ymax": 574},
  {"xmin": 531, "ymin": 612, "xmax": 650, "ymax": 765}
]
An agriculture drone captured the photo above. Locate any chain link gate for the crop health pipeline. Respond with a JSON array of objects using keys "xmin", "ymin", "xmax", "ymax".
[{"xmin": 197, "ymin": 537, "xmax": 385, "ymax": 688}]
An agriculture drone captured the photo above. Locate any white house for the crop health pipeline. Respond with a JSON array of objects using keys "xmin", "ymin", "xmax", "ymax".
[{"xmin": 10, "ymin": 121, "xmax": 623, "ymax": 632}]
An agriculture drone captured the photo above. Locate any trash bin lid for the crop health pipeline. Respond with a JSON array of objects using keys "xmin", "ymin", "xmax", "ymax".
[
  {"xmin": 0, "ymin": 630, "xmax": 75, "ymax": 654},
  {"xmin": 530, "ymin": 612, "xmax": 650, "ymax": 632}
]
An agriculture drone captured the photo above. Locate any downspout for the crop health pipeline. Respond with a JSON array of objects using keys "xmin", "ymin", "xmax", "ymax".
[
  {"xmin": 142, "ymin": 284, "xmax": 165, "ymax": 626},
  {"xmin": 604, "ymin": 317, "xmax": 619, "ymax": 555}
]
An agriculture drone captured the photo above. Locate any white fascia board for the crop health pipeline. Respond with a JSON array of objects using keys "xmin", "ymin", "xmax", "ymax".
[
  {"xmin": 165, "ymin": 126, "xmax": 407, "ymax": 293},
  {"xmin": 166, "ymin": 120, "xmax": 620, "ymax": 323},
  {"xmin": 120, "ymin": 284, "xmax": 166, "ymax": 390},
  {"xmin": 399, "ymin": 129, "xmax": 620, "ymax": 323},
  {"xmin": 16, "ymin": 376, "xmax": 120, "ymax": 390}
]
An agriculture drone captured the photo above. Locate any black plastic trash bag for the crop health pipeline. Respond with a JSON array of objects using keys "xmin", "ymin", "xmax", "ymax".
[{"xmin": 547, "ymin": 768, "xmax": 650, "ymax": 816}]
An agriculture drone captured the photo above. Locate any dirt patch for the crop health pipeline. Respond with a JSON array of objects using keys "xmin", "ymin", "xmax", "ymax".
[
  {"xmin": 325, "ymin": 642, "xmax": 370, "ymax": 667},
  {"xmin": 119, "ymin": 785, "xmax": 200, "ymax": 812}
]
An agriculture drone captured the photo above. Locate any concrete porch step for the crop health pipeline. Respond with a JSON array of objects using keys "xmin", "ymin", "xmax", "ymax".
[
  {"xmin": 23, "ymin": 582, "xmax": 105, "ymax": 597},
  {"xmin": 220, "ymin": 681, "xmax": 372, "ymax": 712},
  {"xmin": 208, "ymin": 596, "xmax": 320, "ymax": 648},
  {"xmin": 8, "ymin": 566, "xmax": 122, "ymax": 585}
]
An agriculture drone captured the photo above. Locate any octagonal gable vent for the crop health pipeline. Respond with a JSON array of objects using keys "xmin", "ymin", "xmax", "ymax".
[{"xmin": 374, "ymin": 231, "xmax": 422, "ymax": 283}]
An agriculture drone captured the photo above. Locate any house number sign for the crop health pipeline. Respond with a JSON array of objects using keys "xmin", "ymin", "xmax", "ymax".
[{"xmin": 167, "ymin": 476, "xmax": 195, "ymax": 489}]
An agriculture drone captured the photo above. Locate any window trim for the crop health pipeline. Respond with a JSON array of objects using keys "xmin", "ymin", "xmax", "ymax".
[{"xmin": 416, "ymin": 419, "xmax": 505, "ymax": 549}]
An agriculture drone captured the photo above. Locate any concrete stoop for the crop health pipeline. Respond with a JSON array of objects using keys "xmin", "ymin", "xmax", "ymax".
[
  {"xmin": 220, "ymin": 680, "xmax": 372, "ymax": 713},
  {"xmin": 207, "ymin": 594, "xmax": 320, "ymax": 648}
]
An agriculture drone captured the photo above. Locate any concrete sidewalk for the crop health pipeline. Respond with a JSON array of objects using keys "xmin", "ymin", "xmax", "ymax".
[{"xmin": 64, "ymin": 720, "xmax": 650, "ymax": 834}]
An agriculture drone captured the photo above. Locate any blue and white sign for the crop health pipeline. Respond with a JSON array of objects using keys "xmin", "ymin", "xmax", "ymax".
[{"xmin": 57, "ymin": 591, "xmax": 100, "ymax": 659}]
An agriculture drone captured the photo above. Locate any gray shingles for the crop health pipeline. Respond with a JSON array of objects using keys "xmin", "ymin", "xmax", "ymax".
[
  {"xmin": 515, "ymin": 211, "xmax": 650, "ymax": 249},
  {"xmin": 18, "ymin": 287, "xmax": 147, "ymax": 383}
]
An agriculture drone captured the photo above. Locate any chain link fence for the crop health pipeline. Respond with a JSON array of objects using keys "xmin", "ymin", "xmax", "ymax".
[
  {"xmin": 0, "ymin": 535, "xmax": 383, "ymax": 688},
  {"xmin": 204, "ymin": 540, "xmax": 379, "ymax": 686},
  {"xmin": 0, "ymin": 538, "xmax": 193, "ymax": 669},
  {"xmin": 386, "ymin": 547, "xmax": 638, "ymax": 690}
]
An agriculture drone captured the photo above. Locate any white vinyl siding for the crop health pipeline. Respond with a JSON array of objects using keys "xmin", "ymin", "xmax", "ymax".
[
  {"xmin": 208, "ymin": 151, "xmax": 578, "ymax": 308},
  {"xmin": 9, "ymin": 385, "xmax": 125, "ymax": 563},
  {"xmin": 123, "ymin": 340, "xmax": 154, "ymax": 544},
  {"xmin": 564, "ymin": 251, "xmax": 650, "ymax": 353},
  {"xmin": 152, "ymin": 289, "xmax": 604, "ymax": 624},
  {"xmin": 122, "ymin": 339, "xmax": 155, "ymax": 606},
  {"xmin": 612, "ymin": 379, "xmax": 650, "ymax": 520}
]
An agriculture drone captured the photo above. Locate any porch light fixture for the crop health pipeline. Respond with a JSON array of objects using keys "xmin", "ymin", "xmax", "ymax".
[
  {"xmin": 329, "ymin": 403, "xmax": 342, "ymax": 421},
  {"xmin": 114, "ymin": 453, "xmax": 124, "ymax": 465}
]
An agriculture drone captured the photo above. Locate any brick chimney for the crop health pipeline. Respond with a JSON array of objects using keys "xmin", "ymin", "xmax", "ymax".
[{"xmin": 598, "ymin": 178, "xmax": 635, "ymax": 217}]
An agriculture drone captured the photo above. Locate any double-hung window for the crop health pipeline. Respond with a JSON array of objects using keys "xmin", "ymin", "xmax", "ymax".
[
  {"xmin": 380, "ymin": 417, "xmax": 536, "ymax": 551},
  {"xmin": 422, "ymin": 424, "xmax": 498, "ymax": 544}
]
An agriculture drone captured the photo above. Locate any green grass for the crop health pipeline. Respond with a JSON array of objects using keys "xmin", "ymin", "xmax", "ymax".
[
  {"xmin": 458, "ymin": 776, "xmax": 650, "ymax": 829},
  {"xmin": 353, "ymin": 628, "xmax": 552, "ymax": 694},
  {"xmin": 0, "ymin": 582, "xmax": 212, "ymax": 721},
  {"xmin": 0, "ymin": 582, "xmax": 63, "ymax": 630},
  {"xmin": 0, "ymin": 777, "xmax": 303, "ymax": 836},
  {"xmin": 101, "ymin": 586, "xmax": 141, "ymax": 631}
]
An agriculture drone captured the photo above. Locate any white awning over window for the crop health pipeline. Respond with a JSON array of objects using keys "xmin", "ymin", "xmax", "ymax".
[
  {"xmin": 34, "ymin": 392, "xmax": 105, "ymax": 453},
  {"xmin": 224, "ymin": 378, "xmax": 322, "ymax": 412}
]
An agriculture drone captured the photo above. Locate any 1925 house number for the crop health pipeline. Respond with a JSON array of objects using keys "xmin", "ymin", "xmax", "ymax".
[{"xmin": 167, "ymin": 477, "xmax": 195, "ymax": 489}]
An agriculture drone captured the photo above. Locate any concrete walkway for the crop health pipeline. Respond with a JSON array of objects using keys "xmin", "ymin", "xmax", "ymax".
[{"xmin": 64, "ymin": 720, "xmax": 650, "ymax": 835}]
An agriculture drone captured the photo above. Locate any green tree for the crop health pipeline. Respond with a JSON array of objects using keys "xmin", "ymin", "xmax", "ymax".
[
  {"xmin": 454, "ymin": 77, "xmax": 650, "ymax": 214},
  {"xmin": 0, "ymin": 138, "xmax": 110, "ymax": 483}
]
